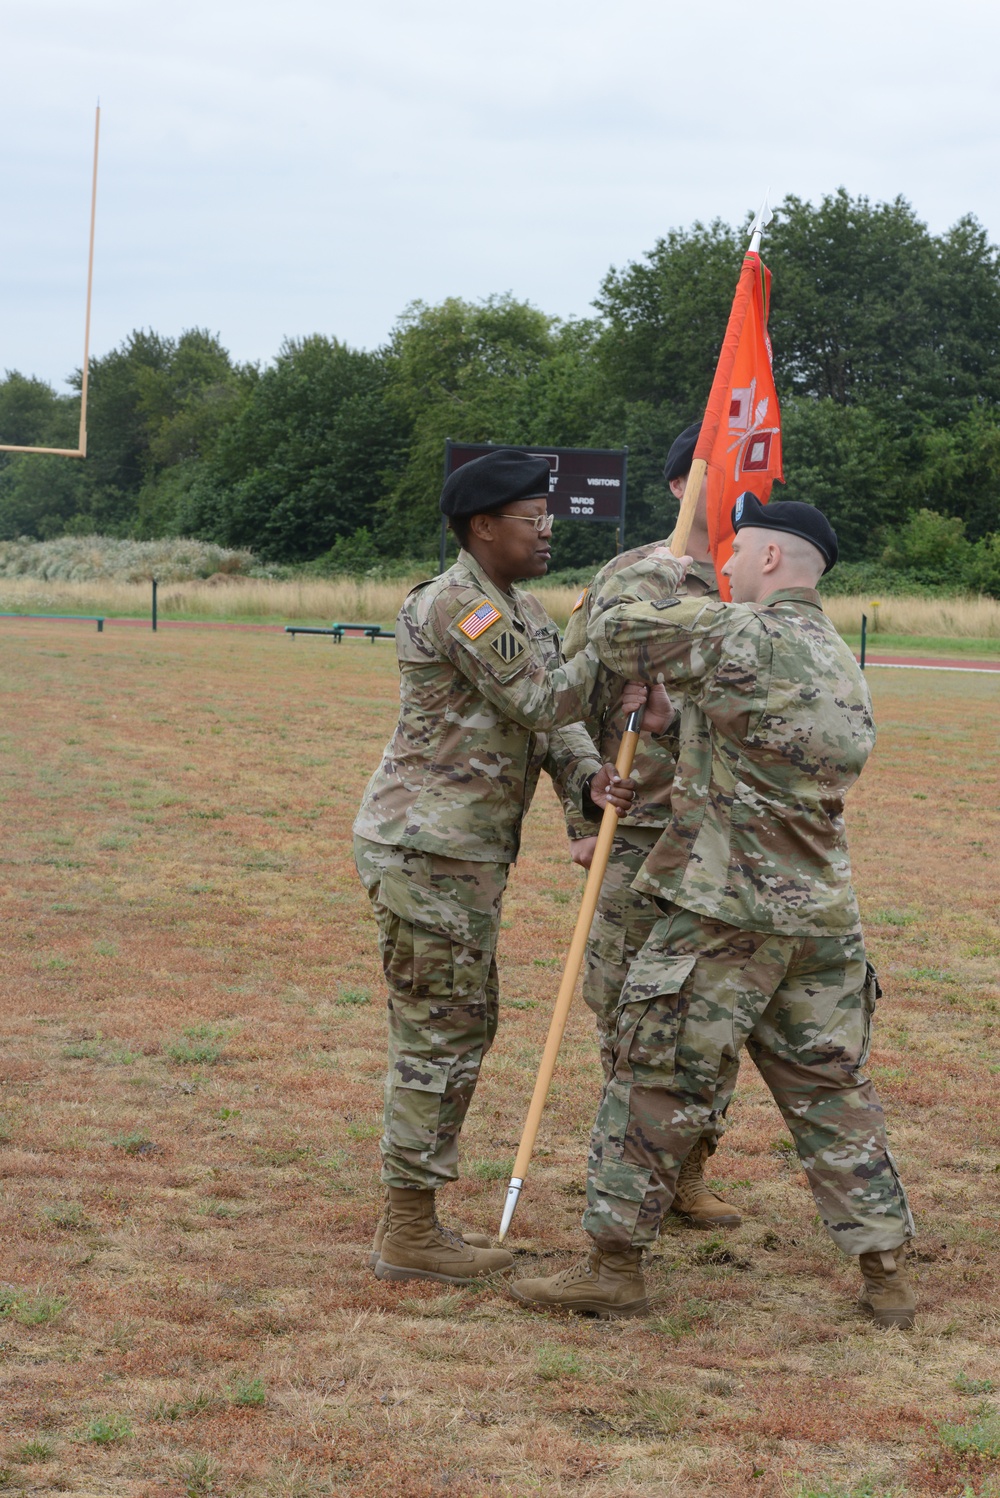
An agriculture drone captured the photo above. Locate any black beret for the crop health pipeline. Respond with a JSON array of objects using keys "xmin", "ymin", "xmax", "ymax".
[
  {"xmin": 663, "ymin": 421, "xmax": 702, "ymax": 482},
  {"xmin": 731, "ymin": 493, "xmax": 839, "ymax": 574},
  {"xmin": 441, "ymin": 448, "xmax": 551, "ymax": 518}
]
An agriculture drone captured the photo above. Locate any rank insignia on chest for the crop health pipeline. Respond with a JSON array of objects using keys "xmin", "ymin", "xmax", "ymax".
[
  {"xmin": 457, "ymin": 599, "xmax": 503, "ymax": 639},
  {"xmin": 491, "ymin": 630, "xmax": 525, "ymax": 664}
]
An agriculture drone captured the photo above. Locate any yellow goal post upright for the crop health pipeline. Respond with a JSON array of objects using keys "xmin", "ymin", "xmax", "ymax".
[{"xmin": 0, "ymin": 105, "xmax": 100, "ymax": 460}]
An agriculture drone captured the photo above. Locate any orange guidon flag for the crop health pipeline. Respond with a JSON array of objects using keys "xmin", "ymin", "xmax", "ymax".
[{"xmin": 695, "ymin": 250, "xmax": 784, "ymax": 599}]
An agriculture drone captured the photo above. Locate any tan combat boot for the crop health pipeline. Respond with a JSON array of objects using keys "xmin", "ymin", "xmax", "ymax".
[
  {"xmin": 373, "ymin": 1187, "xmax": 513, "ymax": 1285},
  {"xmin": 672, "ymin": 1139, "xmax": 742, "ymax": 1228},
  {"xmin": 368, "ymin": 1199, "xmax": 492, "ymax": 1270},
  {"xmin": 858, "ymin": 1247, "xmax": 916, "ymax": 1329},
  {"xmin": 510, "ymin": 1246, "xmax": 649, "ymax": 1319}
]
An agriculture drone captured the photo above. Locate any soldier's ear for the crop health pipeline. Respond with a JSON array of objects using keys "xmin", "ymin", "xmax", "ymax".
[{"xmin": 762, "ymin": 539, "xmax": 783, "ymax": 573}]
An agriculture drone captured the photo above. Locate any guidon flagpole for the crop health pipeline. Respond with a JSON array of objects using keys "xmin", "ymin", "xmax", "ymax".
[{"xmin": 499, "ymin": 191, "xmax": 775, "ymax": 1242}]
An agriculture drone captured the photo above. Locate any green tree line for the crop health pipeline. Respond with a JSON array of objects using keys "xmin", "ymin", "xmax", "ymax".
[{"xmin": 3, "ymin": 189, "xmax": 1000, "ymax": 593}]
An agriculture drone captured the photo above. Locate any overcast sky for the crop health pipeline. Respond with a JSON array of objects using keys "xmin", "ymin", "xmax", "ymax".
[{"xmin": 3, "ymin": 0, "xmax": 999, "ymax": 391}]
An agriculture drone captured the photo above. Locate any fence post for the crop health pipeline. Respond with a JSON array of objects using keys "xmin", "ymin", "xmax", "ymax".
[
  {"xmin": 152, "ymin": 578, "xmax": 158, "ymax": 632},
  {"xmin": 860, "ymin": 613, "xmax": 867, "ymax": 671}
]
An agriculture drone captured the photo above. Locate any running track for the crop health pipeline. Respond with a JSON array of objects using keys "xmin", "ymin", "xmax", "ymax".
[{"xmin": 862, "ymin": 653, "xmax": 1000, "ymax": 674}]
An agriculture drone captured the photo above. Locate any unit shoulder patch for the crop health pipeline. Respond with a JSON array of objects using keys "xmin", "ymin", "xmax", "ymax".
[
  {"xmin": 456, "ymin": 599, "xmax": 503, "ymax": 639},
  {"xmin": 651, "ymin": 597, "xmax": 683, "ymax": 610},
  {"xmin": 491, "ymin": 630, "xmax": 525, "ymax": 664}
]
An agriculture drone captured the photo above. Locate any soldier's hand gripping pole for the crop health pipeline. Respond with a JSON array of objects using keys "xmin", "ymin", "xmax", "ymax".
[{"xmin": 498, "ymin": 706, "xmax": 644, "ymax": 1242}]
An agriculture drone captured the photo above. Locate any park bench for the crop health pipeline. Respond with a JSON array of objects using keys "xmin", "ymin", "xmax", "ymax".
[
  {"xmin": 285, "ymin": 621, "xmax": 395, "ymax": 644},
  {"xmin": 0, "ymin": 611, "xmax": 104, "ymax": 632}
]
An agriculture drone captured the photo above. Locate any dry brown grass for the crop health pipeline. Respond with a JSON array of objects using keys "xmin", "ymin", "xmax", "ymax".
[
  {"xmin": 0, "ymin": 573, "xmax": 593, "ymax": 631},
  {"xmin": 821, "ymin": 592, "xmax": 1000, "ymax": 640},
  {"xmin": 0, "ymin": 572, "xmax": 571, "ymax": 626},
  {"xmin": 0, "ymin": 623, "xmax": 998, "ymax": 1496},
  {"xmin": 3, "ymin": 571, "xmax": 1000, "ymax": 640},
  {"xmin": 0, "ymin": 573, "xmax": 424, "ymax": 625}
]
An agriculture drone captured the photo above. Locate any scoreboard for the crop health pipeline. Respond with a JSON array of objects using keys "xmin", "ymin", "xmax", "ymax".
[
  {"xmin": 441, "ymin": 441, "xmax": 628, "ymax": 570},
  {"xmin": 445, "ymin": 441, "xmax": 627, "ymax": 524}
]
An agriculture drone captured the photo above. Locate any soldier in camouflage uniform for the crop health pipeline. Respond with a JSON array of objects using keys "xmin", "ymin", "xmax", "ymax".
[
  {"xmin": 354, "ymin": 449, "xmax": 636, "ymax": 1286},
  {"xmin": 561, "ymin": 422, "xmax": 742, "ymax": 1229},
  {"xmin": 512, "ymin": 497, "xmax": 917, "ymax": 1327}
]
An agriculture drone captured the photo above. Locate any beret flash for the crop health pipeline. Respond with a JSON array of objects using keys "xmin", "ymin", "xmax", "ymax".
[
  {"xmin": 663, "ymin": 421, "xmax": 702, "ymax": 482},
  {"xmin": 731, "ymin": 492, "xmax": 839, "ymax": 574},
  {"xmin": 441, "ymin": 449, "xmax": 552, "ymax": 518}
]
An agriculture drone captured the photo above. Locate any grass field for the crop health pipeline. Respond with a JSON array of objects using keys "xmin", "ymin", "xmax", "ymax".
[{"xmin": 1, "ymin": 624, "xmax": 999, "ymax": 1497}]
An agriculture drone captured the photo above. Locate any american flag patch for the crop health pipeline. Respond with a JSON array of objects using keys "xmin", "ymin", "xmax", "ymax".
[
  {"xmin": 457, "ymin": 600, "xmax": 502, "ymax": 639},
  {"xmin": 571, "ymin": 589, "xmax": 587, "ymax": 613}
]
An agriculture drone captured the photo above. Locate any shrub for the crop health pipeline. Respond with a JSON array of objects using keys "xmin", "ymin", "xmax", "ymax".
[
  {"xmin": 881, "ymin": 509, "xmax": 973, "ymax": 587},
  {"xmin": 0, "ymin": 535, "xmax": 254, "ymax": 583},
  {"xmin": 968, "ymin": 533, "xmax": 1000, "ymax": 599},
  {"xmin": 304, "ymin": 528, "xmax": 384, "ymax": 576}
]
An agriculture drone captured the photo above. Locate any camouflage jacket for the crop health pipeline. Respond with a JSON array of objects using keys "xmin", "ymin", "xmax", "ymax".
[
  {"xmin": 562, "ymin": 547, "xmax": 718, "ymax": 832},
  {"xmin": 589, "ymin": 556, "xmax": 875, "ymax": 936},
  {"xmin": 354, "ymin": 550, "xmax": 604, "ymax": 864}
]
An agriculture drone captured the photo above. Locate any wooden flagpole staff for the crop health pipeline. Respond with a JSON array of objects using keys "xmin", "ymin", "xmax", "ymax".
[
  {"xmin": 667, "ymin": 457, "xmax": 708, "ymax": 559},
  {"xmin": 500, "ymin": 193, "xmax": 777, "ymax": 1242},
  {"xmin": 0, "ymin": 105, "xmax": 100, "ymax": 459},
  {"xmin": 498, "ymin": 495, "xmax": 703, "ymax": 1244}
]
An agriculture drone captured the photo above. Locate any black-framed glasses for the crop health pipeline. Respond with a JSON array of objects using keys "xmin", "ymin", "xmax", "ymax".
[{"xmin": 494, "ymin": 512, "xmax": 554, "ymax": 534}]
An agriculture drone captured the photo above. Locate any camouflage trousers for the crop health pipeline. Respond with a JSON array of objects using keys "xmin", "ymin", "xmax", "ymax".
[
  {"xmin": 584, "ymin": 903, "xmax": 915, "ymax": 1257},
  {"xmin": 584, "ymin": 826, "xmax": 737, "ymax": 1149},
  {"xmin": 354, "ymin": 836, "xmax": 507, "ymax": 1191}
]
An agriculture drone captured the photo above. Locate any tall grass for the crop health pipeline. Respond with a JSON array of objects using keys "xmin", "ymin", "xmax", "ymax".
[
  {"xmin": 0, "ymin": 572, "xmax": 998, "ymax": 638},
  {"xmin": 0, "ymin": 575, "xmax": 422, "ymax": 624},
  {"xmin": 821, "ymin": 593, "xmax": 1000, "ymax": 639},
  {"xmin": 540, "ymin": 587, "xmax": 1000, "ymax": 637}
]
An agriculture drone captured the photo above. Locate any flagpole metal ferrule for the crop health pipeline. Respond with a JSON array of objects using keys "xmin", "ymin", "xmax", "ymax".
[
  {"xmin": 498, "ymin": 1178, "xmax": 523, "ymax": 1242},
  {"xmin": 747, "ymin": 189, "xmax": 772, "ymax": 255}
]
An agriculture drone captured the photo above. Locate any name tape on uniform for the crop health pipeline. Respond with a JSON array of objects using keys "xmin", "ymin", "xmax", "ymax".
[{"xmin": 457, "ymin": 600, "xmax": 502, "ymax": 640}]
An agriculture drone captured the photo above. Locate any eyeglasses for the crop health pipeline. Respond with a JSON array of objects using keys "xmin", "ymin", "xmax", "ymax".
[{"xmin": 494, "ymin": 512, "xmax": 554, "ymax": 534}]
